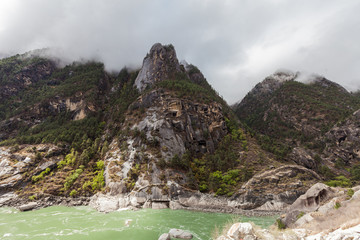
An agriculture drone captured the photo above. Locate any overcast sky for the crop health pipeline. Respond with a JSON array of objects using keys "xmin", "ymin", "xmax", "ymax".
[{"xmin": 0, "ymin": 0, "xmax": 360, "ymax": 104}]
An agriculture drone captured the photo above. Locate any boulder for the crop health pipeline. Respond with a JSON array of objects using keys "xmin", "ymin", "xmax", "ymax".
[
  {"xmin": 227, "ymin": 222, "xmax": 253, "ymax": 240},
  {"xmin": 158, "ymin": 233, "xmax": 170, "ymax": 240},
  {"xmin": 244, "ymin": 235, "xmax": 256, "ymax": 240},
  {"xmin": 216, "ymin": 236, "xmax": 230, "ymax": 240},
  {"xmin": 18, "ymin": 202, "xmax": 37, "ymax": 211},
  {"xmin": 283, "ymin": 183, "xmax": 334, "ymax": 227},
  {"xmin": 169, "ymin": 228, "xmax": 193, "ymax": 239},
  {"xmin": 256, "ymin": 229, "xmax": 276, "ymax": 240},
  {"xmin": 89, "ymin": 194, "xmax": 120, "ymax": 213},
  {"xmin": 289, "ymin": 183, "xmax": 332, "ymax": 211}
]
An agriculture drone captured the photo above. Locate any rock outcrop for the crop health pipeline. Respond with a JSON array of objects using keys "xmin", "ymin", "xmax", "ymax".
[
  {"xmin": 232, "ymin": 165, "xmax": 321, "ymax": 210},
  {"xmin": 134, "ymin": 43, "xmax": 183, "ymax": 92},
  {"xmin": 216, "ymin": 184, "xmax": 360, "ymax": 240},
  {"xmin": 324, "ymin": 108, "xmax": 360, "ymax": 166},
  {"xmin": 281, "ymin": 183, "xmax": 334, "ymax": 227}
]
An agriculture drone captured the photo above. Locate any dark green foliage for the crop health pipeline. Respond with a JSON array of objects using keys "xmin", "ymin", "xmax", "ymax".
[
  {"xmin": 318, "ymin": 165, "xmax": 335, "ymax": 180},
  {"xmin": 107, "ymin": 67, "xmax": 140, "ymax": 123},
  {"xmin": 0, "ymin": 60, "xmax": 105, "ymax": 121},
  {"xmin": 169, "ymin": 154, "xmax": 188, "ymax": 170},
  {"xmin": 11, "ymin": 116, "xmax": 105, "ymax": 151},
  {"xmin": 350, "ymin": 164, "xmax": 360, "ymax": 181},
  {"xmin": 314, "ymin": 154, "xmax": 322, "ymax": 164},
  {"xmin": 257, "ymin": 135, "xmax": 291, "ymax": 160},
  {"xmin": 236, "ymin": 79, "xmax": 360, "ymax": 160},
  {"xmin": 334, "ymin": 158, "xmax": 346, "ymax": 169},
  {"xmin": 0, "ymin": 54, "xmax": 49, "ymax": 85},
  {"xmin": 157, "ymin": 79, "xmax": 222, "ymax": 104}
]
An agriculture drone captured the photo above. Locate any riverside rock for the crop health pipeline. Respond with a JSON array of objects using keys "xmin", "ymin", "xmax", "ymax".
[
  {"xmin": 158, "ymin": 233, "xmax": 171, "ymax": 240},
  {"xmin": 282, "ymin": 183, "xmax": 334, "ymax": 227},
  {"xmin": 169, "ymin": 229, "xmax": 193, "ymax": 239},
  {"xmin": 227, "ymin": 222, "xmax": 254, "ymax": 239},
  {"xmin": 18, "ymin": 202, "xmax": 37, "ymax": 211}
]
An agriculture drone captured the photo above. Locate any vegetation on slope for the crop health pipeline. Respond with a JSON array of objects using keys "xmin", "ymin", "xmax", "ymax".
[{"xmin": 236, "ymin": 79, "xmax": 360, "ymax": 159}]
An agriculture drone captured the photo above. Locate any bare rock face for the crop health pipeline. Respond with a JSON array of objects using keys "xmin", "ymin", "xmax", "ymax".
[
  {"xmin": 282, "ymin": 183, "xmax": 334, "ymax": 227},
  {"xmin": 132, "ymin": 89, "xmax": 227, "ymax": 157},
  {"xmin": 232, "ymin": 165, "xmax": 321, "ymax": 210},
  {"xmin": 134, "ymin": 43, "xmax": 184, "ymax": 92},
  {"xmin": 324, "ymin": 108, "xmax": 360, "ymax": 165},
  {"xmin": 289, "ymin": 147, "xmax": 317, "ymax": 170}
]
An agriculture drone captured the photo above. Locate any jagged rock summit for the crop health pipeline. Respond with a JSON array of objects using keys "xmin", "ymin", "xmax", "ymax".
[{"xmin": 134, "ymin": 43, "xmax": 183, "ymax": 92}]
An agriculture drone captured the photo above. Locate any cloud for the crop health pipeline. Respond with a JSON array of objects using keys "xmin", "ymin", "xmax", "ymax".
[{"xmin": 0, "ymin": 0, "xmax": 360, "ymax": 103}]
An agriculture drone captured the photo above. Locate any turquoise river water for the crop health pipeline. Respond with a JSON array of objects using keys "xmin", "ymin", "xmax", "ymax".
[{"xmin": 0, "ymin": 206, "xmax": 277, "ymax": 240}]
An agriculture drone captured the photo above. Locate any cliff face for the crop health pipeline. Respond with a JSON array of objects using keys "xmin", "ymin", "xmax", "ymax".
[{"xmin": 134, "ymin": 43, "xmax": 183, "ymax": 92}]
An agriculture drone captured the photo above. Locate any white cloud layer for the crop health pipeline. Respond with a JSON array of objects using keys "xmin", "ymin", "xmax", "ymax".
[{"xmin": 0, "ymin": 0, "xmax": 360, "ymax": 103}]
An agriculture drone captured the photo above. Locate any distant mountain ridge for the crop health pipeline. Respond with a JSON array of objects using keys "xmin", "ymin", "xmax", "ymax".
[{"xmin": 233, "ymin": 70, "xmax": 360, "ymax": 182}]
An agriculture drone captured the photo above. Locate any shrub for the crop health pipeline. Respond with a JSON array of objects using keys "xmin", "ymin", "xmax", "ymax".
[
  {"xmin": 28, "ymin": 195, "xmax": 36, "ymax": 201},
  {"xmin": 325, "ymin": 176, "xmax": 351, "ymax": 188},
  {"xmin": 91, "ymin": 170, "xmax": 105, "ymax": 191},
  {"xmin": 58, "ymin": 149, "xmax": 77, "ymax": 168},
  {"xmin": 350, "ymin": 164, "xmax": 360, "ymax": 181},
  {"xmin": 96, "ymin": 160, "xmax": 105, "ymax": 170},
  {"xmin": 64, "ymin": 168, "xmax": 83, "ymax": 190},
  {"xmin": 32, "ymin": 168, "xmax": 51, "ymax": 182},
  {"xmin": 276, "ymin": 219, "xmax": 286, "ymax": 230},
  {"xmin": 69, "ymin": 190, "xmax": 78, "ymax": 197},
  {"xmin": 297, "ymin": 211, "xmax": 305, "ymax": 219},
  {"xmin": 334, "ymin": 201, "xmax": 341, "ymax": 209},
  {"xmin": 347, "ymin": 188, "xmax": 354, "ymax": 198}
]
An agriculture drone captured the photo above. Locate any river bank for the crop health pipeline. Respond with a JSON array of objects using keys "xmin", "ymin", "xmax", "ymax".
[{"xmin": 0, "ymin": 191, "xmax": 281, "ymax": 217}]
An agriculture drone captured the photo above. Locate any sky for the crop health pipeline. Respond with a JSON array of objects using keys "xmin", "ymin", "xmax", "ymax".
[{"xmin": 0, "ymin": 0, "xmax": 360, "ymax": 104}]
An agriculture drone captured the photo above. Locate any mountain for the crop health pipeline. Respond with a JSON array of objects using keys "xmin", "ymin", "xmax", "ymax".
[
  {"xmin": 233, "ymin": 71, "xmax": 360, "ymax": 182},
  {"xmin": 0, "ymin": 45, "xmax": 324, "ymax": 212}
]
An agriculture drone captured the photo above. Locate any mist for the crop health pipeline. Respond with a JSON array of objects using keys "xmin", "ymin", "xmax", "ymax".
[{"xmin": 1, "ymin": 0, "xmax": 360, "ymax": 103}]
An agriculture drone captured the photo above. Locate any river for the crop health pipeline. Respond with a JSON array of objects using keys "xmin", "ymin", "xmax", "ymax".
[{"xmin": 0, "ymin": 207, "xmax": 277, "ymax": 240}]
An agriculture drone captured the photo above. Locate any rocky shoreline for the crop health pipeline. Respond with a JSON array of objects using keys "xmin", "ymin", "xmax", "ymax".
[
  {"xmin": 0, "ymin": 192, "xmax": 90, "ymax": 211},
  {"xmin": 0, "ymin": 191, "xmax": 281, "ymax": 217},
  {"xmin": 2, "ymin": 182, "xmax": 360, "ymax": 240},
  {"xmin": 216, "ymin": 183, "xmax": 360, "ymax": 240}
]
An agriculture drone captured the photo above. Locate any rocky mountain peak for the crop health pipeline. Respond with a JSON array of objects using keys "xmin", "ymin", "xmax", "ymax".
[
  {"xmin": 233, "ymin": 71, "xmax": 297, "ymax": 110},
  {"xmin": 254, "ymin": 71, "xmax": 297, "ymax": 95},
  {"xmin": 310, "ymin": 76, "xmax": 348, "ymax": 93},
  {"xmin": 134, "ymin": 43, "xmax": 183, "ymax": 92}
]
